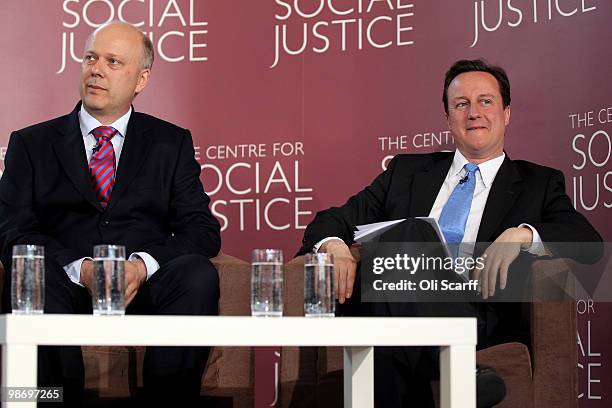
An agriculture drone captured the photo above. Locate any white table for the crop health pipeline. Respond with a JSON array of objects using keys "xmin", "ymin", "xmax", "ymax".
[{"xmin": 0, "ymin": 315, "xmax": 476, "ymax": 408}]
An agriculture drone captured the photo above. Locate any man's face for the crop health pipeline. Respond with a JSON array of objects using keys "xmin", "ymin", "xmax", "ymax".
[
  {"xmin": 445, "ymin": 71, "xmax": 510, "ymax": 161},
  {"xmin": 79, "ymin": 24, "xmax": 149, "ymax": 122}
]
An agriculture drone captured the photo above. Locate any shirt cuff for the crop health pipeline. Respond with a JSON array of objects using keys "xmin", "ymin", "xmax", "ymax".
[
  {"xmin": 518, "ymin": 223, "xmax": 548, "ymax": 256},
  {"xmin": 129, "ymin": 252, "xmax": 160, "ymax": 280},
  {"xmin": 63, "ymin": 257, "xmax": 91, "ymax": 287},
  {"xmin": 313, "ymin": 237, "xmax": 344, "ymax": 253}
]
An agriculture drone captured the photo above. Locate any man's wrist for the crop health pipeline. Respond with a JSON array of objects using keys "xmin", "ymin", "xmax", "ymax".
[
  {"xmin": 314, "ymin": 237, "xmax": 343, "ymax": 253},
  {"xmin": 518, "ymin": 226, "xmax": 534, "ymax": 250},
  {"xmin": 131, "ymin": 258, "xmax": 147, "ymax": 282},
  {"xmin": 79, "ymin": 259, "xmax": 93, "ymax": 287},
  {"xmin": 321, "ymin": 238, "xmax": 345, "ymax": 253},
  {"xmin": 129, "ymin": 252, "xmax": 159, "ymax": 280}
]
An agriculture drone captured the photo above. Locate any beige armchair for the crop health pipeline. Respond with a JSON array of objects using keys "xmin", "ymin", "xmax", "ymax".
[{"xmin": 279, "ymin": 256, "xmax": 578, "ymax": 408}]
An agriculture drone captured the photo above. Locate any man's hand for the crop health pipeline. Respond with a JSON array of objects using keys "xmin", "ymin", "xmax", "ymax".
[
  {"xmin": 125, "ymin": 259, "xmax": 147, "ymax": 306},
  {"xmin": 80, "ymin": 259, "xmax": 146, "ymax": 305},
  {"xmin": 321, "ymin": 239, "xmax": 358, "ymax": 304},
  {"xmin": 473, "ymin": 227, "xmax": 533, "ymax": 299},
  {"xmin": 79, "ymin": 260, "xmax": 94, "ymax": 291}
]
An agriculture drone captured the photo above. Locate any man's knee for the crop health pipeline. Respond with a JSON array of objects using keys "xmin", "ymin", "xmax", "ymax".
[
  {"xmin": 380, "ymin": 218, "xmax": 440, "ymax": 242},
  {"xmin": 42, "ymin": 258, "xmax": 90, "ymax": 314},
  {"xmin": 166, "ymin": 255, "xmax": 219, "ymax": 299}
]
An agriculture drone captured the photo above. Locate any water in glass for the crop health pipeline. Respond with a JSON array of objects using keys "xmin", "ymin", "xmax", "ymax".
[
  {"xmin": 251, "ymin": 249, "xmax": 283, "ymax": 317},
  {"xmin": 304, "ymin": 253, "xmax": 335, "ymax": 317},
  {"xmin": 11, "ymin": 248, "xmax": 45, "ymax": 314}
]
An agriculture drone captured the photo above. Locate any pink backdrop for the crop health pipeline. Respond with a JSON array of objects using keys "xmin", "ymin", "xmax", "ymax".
[{"xmin": 1, "ymin": 1, "xmax": 610, "ymax": 406}]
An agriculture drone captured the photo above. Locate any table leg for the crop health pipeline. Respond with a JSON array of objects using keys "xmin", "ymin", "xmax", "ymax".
[
  {"xmin": 2, "ymin": 343, "xmax": 38, "ymax": 408},
  {"xmin": 343, "ymin": 346, "xmax": 374, "ymax": 408},
  {"xmin": 440, "ymin": 344, "xmax": 475, "ymax": 408}
]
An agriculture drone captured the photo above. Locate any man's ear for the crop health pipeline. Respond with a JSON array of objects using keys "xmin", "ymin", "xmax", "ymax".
[
  {"xmin": 135, "ymin": 69, "xmax": 151, "ymax": 95},
  {"xmin": 504, "ymin": 105, "xmax": 511, "ymax": 126}
]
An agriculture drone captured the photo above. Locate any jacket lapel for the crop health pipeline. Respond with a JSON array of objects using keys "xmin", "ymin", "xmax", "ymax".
[
  {"xmin": 409, "ymin": 154, "xmax": 453, "ymax": 217},
  {"xmin": 52, "ymin": 104, "xmax": 104, "ymax": 212},
  {"xmin": 105, "ymin": 111, "xmax": 152, "ymax": 213},
  {"xmin": 476, "ymin": 155, "xmax": 524, "ymax": 242}
]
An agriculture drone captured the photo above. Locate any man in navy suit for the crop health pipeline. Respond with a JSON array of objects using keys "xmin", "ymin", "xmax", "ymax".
[
  {"xmin": 0, "ymin": 22, "xmax": 220, "ymax": 405},
  {"xmin": 299, "ymin": 59, "xmax": 602, "ymax": 407}
]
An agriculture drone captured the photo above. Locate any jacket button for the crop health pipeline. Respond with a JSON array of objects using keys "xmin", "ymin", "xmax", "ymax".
[{"xmin": 102, "ymin": 220, "xmax": 110, "ymax": 226}]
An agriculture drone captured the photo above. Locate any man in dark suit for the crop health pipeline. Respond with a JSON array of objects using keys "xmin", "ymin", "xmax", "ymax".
[
  {"xmin": 0, "ymin": 22, "xmax": 220, "ymax": 405},
  {"xmin": 299, "ymin": 59, "xmax": 602, "ymax": 407}
]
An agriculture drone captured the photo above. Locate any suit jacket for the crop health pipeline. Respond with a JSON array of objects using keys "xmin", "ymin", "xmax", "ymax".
[
  {"xmin": 0, "ymin": 103, "xmax": 220, "ymax": 270},
  {"xmin": 299, "ymin": 152, "xmax": 602, "ymax": 262}
]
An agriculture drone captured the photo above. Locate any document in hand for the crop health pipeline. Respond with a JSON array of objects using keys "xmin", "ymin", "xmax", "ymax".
[
  {"xmin": 354, "ymin": 218, "xmax": 470, "ymax": 282},
  {"xmin": 354, "ymin": 219, "xmax": 407, "ymax": 243},
  {"xmin": 354, "ymin": 217, "xmax": 447, "ymax": 247}
]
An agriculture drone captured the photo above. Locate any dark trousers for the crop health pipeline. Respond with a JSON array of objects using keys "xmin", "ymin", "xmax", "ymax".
[
  {"xmin": 4, "ymin": 254, "xmax": 219, "ymax": 406},
  {"xmin": 339, "ymin": 219, "xmax": 493, "ymax": 408}
]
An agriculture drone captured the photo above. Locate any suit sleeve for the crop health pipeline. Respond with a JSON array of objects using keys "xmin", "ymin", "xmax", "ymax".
[
  {"xmin": 139, "ymin": 129, "xmax": 221, "ymax": 265},
  {"xmin": 298, "ymin": 155, "xmax": 401, "ymax": 255},
  {"xmin": 0, "ymin": 131, "xmax": 82, "ymax": 267},
  {"xmin": 530, "ymin": 169, "xmax": 603, "ymax": 264}
]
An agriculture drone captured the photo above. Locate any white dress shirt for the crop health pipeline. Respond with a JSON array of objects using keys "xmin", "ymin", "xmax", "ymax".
[
  {"xmin": 315, "ymin": 150, "xmax": 544, "ymax": 255},
  {"xmin": 63, "ymin": 106, "xmax": 160, "ymax": 286}
]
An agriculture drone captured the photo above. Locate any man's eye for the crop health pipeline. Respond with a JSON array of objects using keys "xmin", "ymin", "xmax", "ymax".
[
  {"xmin": 481, "ymin": 99, "xmax": 492, "ymax": 105},
  {"xmin": 456, "ymin": 102, "xmax": 468, "ymax": 108},
  {"xmin": 109, "ymin": 58, "xmax": 119, "ymax": 65},
  {"xmin": 84, "ymin": 55, "xmax": 96, "ymax": 63}
]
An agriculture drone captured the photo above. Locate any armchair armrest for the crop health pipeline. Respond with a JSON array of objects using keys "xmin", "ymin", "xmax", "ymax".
[
  {"xmin": 203, "ymin": 253, "xmax": 254, "ymax": 393},
  {"xmin": 284, "ymin": 256, "xmax": 306, "ymax": 317},
  {"xmin": 211, "ymin": 253, "xmax": 251, "ymax": 316},
  {"xmin": 529, "ymin": 258, "xmax": 577, "ymax": 408}
]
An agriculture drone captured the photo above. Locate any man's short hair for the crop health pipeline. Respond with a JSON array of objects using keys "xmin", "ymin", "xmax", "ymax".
[
  {"xmin": 443, "ymin": 59, "xmax": 511, "ymax": 114},
  {"xmin": 141, "ymin": 32, "xmax": 154, "ymax": 70}
]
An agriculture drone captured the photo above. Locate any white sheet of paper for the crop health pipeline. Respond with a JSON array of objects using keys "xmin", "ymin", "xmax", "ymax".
[
  {"xmin": 354, "ymin": 218, "xmax": 469, "ymax": 281},
  {"xmin": 354, "ymin": 219, "xmax": 406, "ymax": 243}
]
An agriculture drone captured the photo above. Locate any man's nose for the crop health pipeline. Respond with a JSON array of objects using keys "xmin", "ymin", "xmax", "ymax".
[
  {"xmin": 468, "ymin": 103, "xmax": 482, "ymax": 119},
  {"xmin": 89, "ymin": 60, "xmax": 103, "ymax": 77}
]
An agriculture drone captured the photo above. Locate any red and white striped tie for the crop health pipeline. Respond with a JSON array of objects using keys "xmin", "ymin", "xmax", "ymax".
[{"xmin": 89, "ymin": 126, "xmax": 118, "ymax": 208}]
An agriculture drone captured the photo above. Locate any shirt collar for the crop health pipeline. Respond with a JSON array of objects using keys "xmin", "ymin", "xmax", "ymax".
[
  {"xmin": 450, "ymin": 149, "xmax": 506, "ymax": 188},
  {"xmin": 78, "ymin": 104, "xmax": 131, "ymax": 139}
]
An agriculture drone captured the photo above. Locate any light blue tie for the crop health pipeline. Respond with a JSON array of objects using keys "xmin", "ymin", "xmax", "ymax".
[{"xmin": 438, "ymin": 163, "xmax": 479, "ymax": 245}]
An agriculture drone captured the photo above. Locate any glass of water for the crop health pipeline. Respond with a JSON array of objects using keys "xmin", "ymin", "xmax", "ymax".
[
  {"xmin": 11, "ymin": 245, "xmax": 45, "ymax": 314},
  {"xmin": 92, "ymin": 245, "xmax": 125, "ymax": 316},
  {"xmin": 251, "ymin": 249, "xmax": 283, "ymax": 317},
  {"xmin": 304, "ymin": 253, "xmax": 335, "ymax": 317}
]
